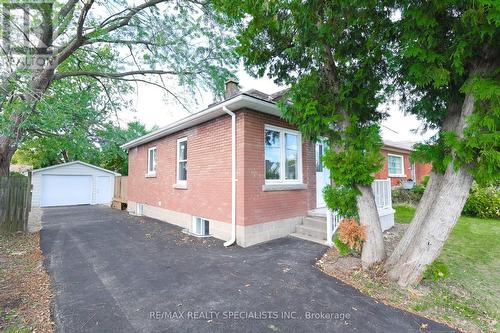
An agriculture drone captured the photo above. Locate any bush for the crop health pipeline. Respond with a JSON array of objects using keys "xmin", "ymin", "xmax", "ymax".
[
  {"xmin": 462, "ymin": 184, "xmax": 500, "ymax": 219},
  {"xmin": 423, "ymin": 260, "xmax": 449, "ymax": 282},
  {"xmin": 333, "ymin": 233, "xmax": 350, "ymax": 256},
  {"xmin": 392, "ymin": 187, "xmax": 423, "ymax": 206},
  {"xmin": 337, "ymin": 218, "xmax": 366, "ymax": 254}
]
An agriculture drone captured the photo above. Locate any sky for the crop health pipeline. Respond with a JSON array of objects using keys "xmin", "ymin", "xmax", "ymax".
[{"xmin": 122, "ymin": 67, "xmax": 436, "ymax": 143}]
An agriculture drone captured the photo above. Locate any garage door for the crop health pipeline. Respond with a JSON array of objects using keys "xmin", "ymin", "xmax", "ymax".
[{"xmin": 41, "ymin": 175, "xmax": 92, "ymax": 207}]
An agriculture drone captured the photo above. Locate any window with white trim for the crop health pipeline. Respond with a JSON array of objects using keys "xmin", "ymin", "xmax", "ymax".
[
  {"xmin": 192, "ymin": 217, "xmax": 209, "ymax": 236},
  {"xmin": 388, "ymin": 154, "xmax": 404, "ymax": 176},
  {"xmin": 177, "ymin": 138, "xmax": 187, "ymax": 183},
  {"xmin": 264, "ymin": 125, "xmax": 302, "ymax": 183},
  {"xmin": 147, "ymin": 147, "xmax": 157, "ymax": 174}
]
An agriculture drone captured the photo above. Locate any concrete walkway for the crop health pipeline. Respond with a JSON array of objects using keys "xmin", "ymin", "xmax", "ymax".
[{"xmin": 40, "ymin": 206, "xmax": 456, "ymax": 333}]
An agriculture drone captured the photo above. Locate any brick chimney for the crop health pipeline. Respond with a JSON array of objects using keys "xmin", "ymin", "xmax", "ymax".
[{"xmin": 224, "ymin": 78, "xmax": 240, "ymax": 99}]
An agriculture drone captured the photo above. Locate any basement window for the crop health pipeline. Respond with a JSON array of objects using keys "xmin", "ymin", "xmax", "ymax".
[{"xmin": 192, "ymin": 217, "xmax": 210, "ymax": 236}]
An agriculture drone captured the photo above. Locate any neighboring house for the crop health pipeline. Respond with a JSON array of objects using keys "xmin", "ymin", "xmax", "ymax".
[
  {"xmin": 31, "ymin": 161, "xmax": 119, "ymax": 207},
  {"xmin": 375, "ymin": 140, "xmax": 432, "ymax": 187},
  {"xmin": 122, "ymin": 80, "xmax": 398, "ymax": 247}
]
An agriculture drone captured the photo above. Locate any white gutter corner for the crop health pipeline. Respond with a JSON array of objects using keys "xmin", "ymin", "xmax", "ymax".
[{"xmin": 223, "ymin": 106, "xmax": 237, "ymax": 247}]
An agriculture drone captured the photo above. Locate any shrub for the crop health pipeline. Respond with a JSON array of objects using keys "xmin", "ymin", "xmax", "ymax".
[
  {"xmin": 423, "ymin": 260, "xmax": 449, "ymax": 282},
  {"xmin": 462, "ymin": 184, "xmax": 500, "ymax": 219},
  {"xmin": 333, "ymin": 233, "xmax": 350, "ymax": 256},
  {"xmin": 392, "ymin": 188, "xmax": 423, "ymax": 205},
  {"xmin": 337, "ymin": 218, "xmax": 367, "ymax": 253},
  {"xmin": 421, "ymin": 175, "xmax": 430, "ymax": 187}
]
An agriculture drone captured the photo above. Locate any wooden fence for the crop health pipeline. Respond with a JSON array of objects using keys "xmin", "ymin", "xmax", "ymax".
[
  {"xmin": 0, "ymin": 173, "xmax": 32, "ymax": 232},
  {"xmin": 112, "ymin": 176, "xmax": 128, "ymax": 209}
]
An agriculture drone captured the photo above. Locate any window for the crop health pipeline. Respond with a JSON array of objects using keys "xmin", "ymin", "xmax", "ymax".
[
  {"xmin": 147, "ymin": 147, "xmax": 156, "ymax": 175},
  {"xmin": 316, "ymin": 143, "xmax": 324, "ymax": 172},
  {"xmin": 264, "ymin": 125, "xmax": 302, "ymax": 183},
  {"xmin": 388, "ymin": 154, "xmax": 404, "ymax": 176},
  {"xmin": 192, "ymin": 217, "xmax": 210, "ymax": 236},
  {"xmin": 177, "ymin": 138, "xmax": 187, "ymax": 184}
]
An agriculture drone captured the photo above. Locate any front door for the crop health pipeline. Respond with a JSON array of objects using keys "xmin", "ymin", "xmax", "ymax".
[{"xmin": 315, "ymin": 142, "xmax": 330, "ymax": 208}]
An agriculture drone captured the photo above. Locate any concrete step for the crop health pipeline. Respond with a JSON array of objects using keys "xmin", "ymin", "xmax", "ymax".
[
  {"xmin": 295, "ymin": 225, "xmax": 326, "ymax": 241},
  {"xmin": 290, "ymin": 232, "xmax": 326, "ymax": 246},
  {"xmin": 302, "ymin": 216, "xmax": 327, "ymax": 229},
  {"xmin": 307, "ymin": 209, "xmax": 327, "ymax": 218}
]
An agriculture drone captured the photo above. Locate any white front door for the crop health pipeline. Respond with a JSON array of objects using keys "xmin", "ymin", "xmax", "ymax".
[
  {"xmin": 96, "ymin": 176, "xmax": 111, "ymax": 204},
  {"xmin": 316, "ymin": 142, "xmax": 330, "ymax": 208}
]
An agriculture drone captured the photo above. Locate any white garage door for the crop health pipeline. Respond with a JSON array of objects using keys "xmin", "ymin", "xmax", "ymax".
[{"xmin": 41, "ymin": 175, "xmax": 92, "ymax": 207}]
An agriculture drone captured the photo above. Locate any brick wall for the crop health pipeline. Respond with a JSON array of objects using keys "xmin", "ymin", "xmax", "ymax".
[
  {"xmin": 375, "ymin": 148, "xmax": 432, "ymax": 186},
  {"xmin": 128, "ymin": 108, "xmax": 316, "ymax": 228},
  {"xmin": 240, "ymin": 111, "xmax": 316, "ymax": 225},
  {"xmin": 128, "ymin": 114, "xmax": 237, "ymax": 225}
]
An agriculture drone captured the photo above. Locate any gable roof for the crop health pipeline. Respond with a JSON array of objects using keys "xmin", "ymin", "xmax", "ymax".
[
  {"xmin": 121, "ymin": 90, "xmax": 283, "ymax": 150},
  {"xmin": 121, "ymin": 88, "xmax": 421, "ymax": 152},
  {"xmin": 382, "ymin": 139, "xmax": 417, "ymax": 152},
  {"xmin": 32, "ymin": 161, "xmax": 120, "ymax": 175}
]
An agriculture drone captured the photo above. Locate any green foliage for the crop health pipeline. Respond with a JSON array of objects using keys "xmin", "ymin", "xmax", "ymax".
[
  {"xmin": 421, "ymin": 175, "xmax": 430, "ymax": 187},
  {"xmin": 215, "ymin": 0, "xmax": 392, "ymax": 215},
  {"xmin": 14, "ymin": 121, "xmax": 149, "ymax": 175},
  {"xmin": 423, "ymin": 260, "xmax": 449, "ymax": 282},
  {"xmin": 324, "ymin": 185, "xmax": 358, "ymax": 218},
  {"xmin": 392, "ymin": 188, "xmax": 424, "ymax": 206},
  {"xmin": 8, "ymin": 172, "xmax": 26, "ymax": 178},
  {"xmin": 397, "ymin": 0, "xmax": 500, "ymax": 185},
  {"xmin": 462, "ymin": 184, "xmax": 500, "ymax": 218},
  {"xmin": 411, "ymin": 183, "xmax": 426, "ymax": 196},
  {"xmin": 333, "ymin": 233, "xmax": 350, "ymax": 256},
  {"xmin": 1, "ymin": 1, "xmax": 238, "ymax": 175}
]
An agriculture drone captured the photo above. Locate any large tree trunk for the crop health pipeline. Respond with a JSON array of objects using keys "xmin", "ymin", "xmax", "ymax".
[
  {"xmin": 357, "ymin": 184, "xmax": 385, "ymax": 269},
  {"xmin": 0, "ymin": 136, "xmax": 15, "ymax": 177},
  {"xmin": 385, "ymin": 170, "xmax": 444, "ymax": 269},
  {"xmin": 388, "ymin": 164, "xmax": 473, "ymax": 286},
  {"xmin": 387, "ymin": 94, "xmax": 476, "ymax": 286}
]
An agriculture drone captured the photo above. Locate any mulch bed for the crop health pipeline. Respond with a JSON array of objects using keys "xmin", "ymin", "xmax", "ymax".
[
  {"xmin": 317, "ymin": 224, "xmax": 408, "ymax": 280},
  {"xmin": 0, "ymin": 232, "xmax": 54, "ymax": 332}
]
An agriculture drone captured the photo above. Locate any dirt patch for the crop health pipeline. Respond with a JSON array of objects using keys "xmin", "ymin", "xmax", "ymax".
[{"xmin": 0, "ymin": 232, "xmax": 54, "ymax": 332}]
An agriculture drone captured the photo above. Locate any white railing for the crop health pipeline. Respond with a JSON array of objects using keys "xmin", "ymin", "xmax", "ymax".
[
  {"xmin": 372, "ymin": 179, "xmax": 392, "ymax": 210},
  {"xmin": 326, "ymin": 210, "xmax": 342, "ymax": 246},
  {"xmin": 325, "ymin": 178, "xmax": 392, "ymax": 246}
]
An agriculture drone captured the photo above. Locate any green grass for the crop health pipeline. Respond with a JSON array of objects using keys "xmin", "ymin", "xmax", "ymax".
[
  {"xmin": 394, "ymin": 205, "xmax": 500, "ymax": 332},
  {"xmin": 393, "ymin": 204, "xmax": 415, "ymax": 224}
]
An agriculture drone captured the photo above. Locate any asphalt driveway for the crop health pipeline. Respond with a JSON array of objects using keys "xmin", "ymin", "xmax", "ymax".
[{"xmin": 40, "ymin": 206, "xmax": 455, "ymax": 333}]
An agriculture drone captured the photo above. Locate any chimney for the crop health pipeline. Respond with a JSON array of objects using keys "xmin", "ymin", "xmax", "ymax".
[{"xmin": 224, "ymin": 78, "xmax": 240, "ymax": 99}]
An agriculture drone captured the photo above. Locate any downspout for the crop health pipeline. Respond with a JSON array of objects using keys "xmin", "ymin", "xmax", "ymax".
[{"xmin": 223, "ymin": 106, "xmax": 237, "ymax": 247}]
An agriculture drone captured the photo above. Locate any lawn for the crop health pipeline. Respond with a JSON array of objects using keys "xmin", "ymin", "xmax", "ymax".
[{"xmin": 394, "ymin": 205, "xmax": 500, "ymax": 332}]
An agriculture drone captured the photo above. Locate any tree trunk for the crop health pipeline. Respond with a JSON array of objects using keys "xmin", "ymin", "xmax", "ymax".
[
  {"xmin": 388, "ymin": 164, "xmax": 473, "ymax": 286},
  {"xmin": 385, "ymin": 170, "xmax": 444, "ymax": 270},
  {"xmin": 387, "ymin": 94, "xmax": 476, "ymax": 286},
  {"xmin": 357, "ymin": 184, "xmax": 385, "ymax": 269},
  {"xmin": 0, "ymin": 136, "xmax": 15, "ymax": 177}
]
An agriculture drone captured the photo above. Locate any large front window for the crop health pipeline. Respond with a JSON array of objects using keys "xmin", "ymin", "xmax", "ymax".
[{"xmin": 265, "ymin": 125, "xmax": 301, "ymax": 183}]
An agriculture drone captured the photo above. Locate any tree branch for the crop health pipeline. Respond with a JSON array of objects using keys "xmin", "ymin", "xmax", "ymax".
[{"xmin": 52, "ymin": 69, "xmax": 198, "ymax": 80}]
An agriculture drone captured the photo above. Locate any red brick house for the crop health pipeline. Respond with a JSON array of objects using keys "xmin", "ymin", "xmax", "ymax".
[
  {"xmin": 376, "ymin": 140, "xmax": 432, "ymax": 187},
  {"xmin": 122, "ymin": 81, "xmax": 407, "ymax": 247}
]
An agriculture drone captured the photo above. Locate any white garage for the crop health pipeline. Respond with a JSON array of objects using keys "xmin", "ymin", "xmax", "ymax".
[{"xmin": 31, "ymin": 161, "xmax": 119, "ymax": 207}]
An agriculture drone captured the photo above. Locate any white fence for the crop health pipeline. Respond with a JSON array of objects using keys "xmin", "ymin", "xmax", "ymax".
[{"xmin": 326, "ymin": 179, "xmax": 393, "ymax": 246}]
